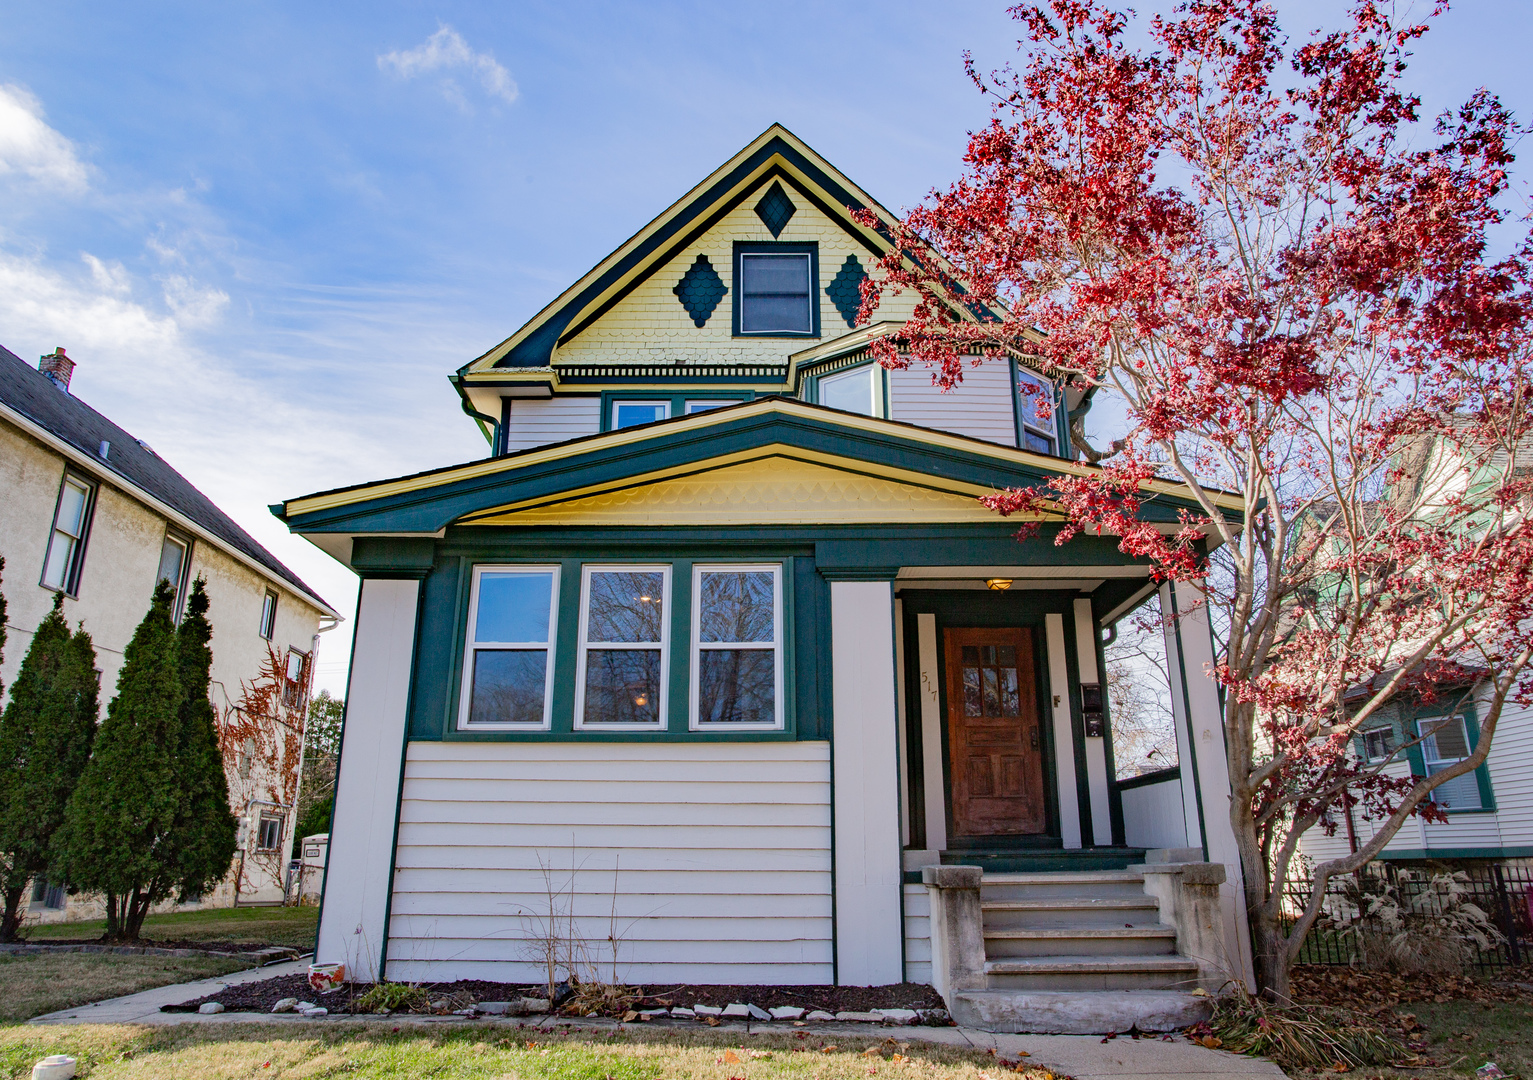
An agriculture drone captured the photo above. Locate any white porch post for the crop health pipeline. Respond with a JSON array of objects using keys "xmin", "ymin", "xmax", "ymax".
[
  {"xmin": 830, "ymin": 578, "xmax": 904, "ymax": 985},
  {"xmin": 1073, "ymin": 598, "xmax": 1114, "ymax": 846},
  {"xmin": 1161, "ymin": 579, "xmax": 1255, "ymax": 987},
  {"xmin": 314, "ymin": 577, "xmax": 421, "ymax": 982},
  {"xmin": 1044, "ymin": 613, "xmax": 1083, "ymax": 849}
]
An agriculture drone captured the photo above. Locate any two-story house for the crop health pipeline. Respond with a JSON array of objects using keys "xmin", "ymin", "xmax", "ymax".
[
  {"xmin": 0, "ymin": 343, "xmax": 339, "ymax": 912},
  {"xmin": 276, "ymin": 125, "xmax": 1250, "ymax": 1032}
]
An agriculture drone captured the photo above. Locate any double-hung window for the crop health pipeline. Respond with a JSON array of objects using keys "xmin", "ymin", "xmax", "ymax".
[
  {"xmin": 1417, "ymin": 714, "xmax": 1485, "ymax": 810},
  {"xmin": 575, "ymin": 566, "xmax": 670, "ymax": 729},
  {"xmin": 41, "ymin": 472, "xmax": 96, "ymax": 594},
  {"xmin": 157, "ymin": 529, "xmax": 193, "ymax": 617},
  {"xmin": 736, "ymin": 244, "xmax": 818, "ymax": 337},
  {"xmin": 259, "ymin": 590, "xmax": 278, "ymax": 640},
  {"xmin": 1015, "ymin": 369, "xmax": 1058, "ymax": 455},
  {"xmin": 1361, "ymin": 726, "xmax": 1397, "ymax": 763},
  {"xmin": 818, "ymin": 364, "xmax": 880, "ymax": 417},
  {"xmin": 460, "ymin": 565, "xmax": 561, "ymax": 729},
  {"xmin": 691, "ymin": 564, "xmax": 783, "ymax": 730}
]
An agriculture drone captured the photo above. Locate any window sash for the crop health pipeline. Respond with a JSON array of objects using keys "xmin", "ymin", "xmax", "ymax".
[
  {"xmin": 1016, "ymin": 370, "xmax": 1057, "ymax": 454},
  {"xmin": 41, "ymin": 474, "xmax": 94, "ymax": 592},
  {"xmin": 1416, "ymin": 715, "xmax": 1484, "ymax": 810},
  {"xmin": 819, "ymin": 365, "xmax": 879, "ymax": 417},
  {"xmin": 575, "ymin": 564, "xmax": 670, "ymax": 730},
  {"xmin": 459, "ymin": 565, "xmax": 561, "ymax": 730},
  {"xmin": 690, "ymin": 563, "xmax": 784, "ymax": 730},
  {"xmin": 259, "ymin": 591, "xmax": 278, "ymax": 639},
  {"xmin": 611, "ymin": 400, "xmax": 670, "ymax": 430},
  {"xmin": 740, "ymin": 253, "xmax": 812, "ymax": 334}
]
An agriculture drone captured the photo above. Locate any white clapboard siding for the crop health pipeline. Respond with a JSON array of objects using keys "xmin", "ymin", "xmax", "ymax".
[
  {"xmin": 1121, "ymin": 776, "xmax": 1189, "ymax": 851},
  {"xmin": 1485, "ymin": 702, "xmax": 1533, "ymax": 849},
  {"xmin": 903, "ymin": 883, "xmax": 932, "ymax": 986},
  {"xmin": 503, "ymin": 397, "xmax": 601, "ymax": 451},
  {"xmin": 888, "ymin": 364, "xmax": 1017, "ymax": 447},
  {"xmin": 386, "ymin": 741, "xmax": 833, "ymax": 984}
]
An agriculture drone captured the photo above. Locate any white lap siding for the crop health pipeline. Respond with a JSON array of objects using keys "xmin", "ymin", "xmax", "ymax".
[
  {"xmin": 903, "ymin": 883, "xmax": 932, "ymax": 985},
  {"xmin": 386, "ymin": 741, "xmax": 833, "ymax": 984},
  {"xmin": 887, "ymin": 364, "xmax": 1017, "ymax": 448},
  {"xmin": 503, "ymin": 397, "xmax": 601, "ymax": 451},
  {"xmin": 1120, "ymin": 776, "xmax": 1190, "ymax": 851}
]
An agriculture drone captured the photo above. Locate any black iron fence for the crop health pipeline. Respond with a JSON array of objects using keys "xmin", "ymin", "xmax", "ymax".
[{"xmin": 1280, "ymin": 860, "xmax": 1532, "ymax": 976}]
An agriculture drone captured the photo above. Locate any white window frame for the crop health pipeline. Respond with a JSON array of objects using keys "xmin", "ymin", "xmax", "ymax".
[
  {"xmin": 690, "ymin": 562, "xmax": 784, "ymax": 731},
  {"xmin": 1417, "ymin": 714, "xmax": 1484, "ymax": 809},
  {"xmin": 1361, "ymin": 726, "xmax": 1397, "ymax": 763},
  {"xmin": 685, "ymin": 399, "xmax": 734, "ymax": 414},
  {"xmin": 1015, "ymin": 367, "xmax": 1058, "ymax": 455},
  {"xmin": 818, "ymin": 363, "xmax": 882, "ymax": 418},
  {"xmin": 158, "ymin": 529, "xmax": 193, "ymax": 619},
  {"xmin": 610, "ymin": 400, "xmax": 671, "ymax": 430},
  {"xmin": 458, "ymin": 564, "xmax": 562, "ymax": 731},
  {"xmin": 259, "ymin": 590, "xmax": 278, "ymax": 640},
  {"xmin": 41, "ymin": 471, "xmax": 96, "ymax": 595},
  {"xmin": 574, "ymin": 563, "xmax": 671, "ymax": 731}
]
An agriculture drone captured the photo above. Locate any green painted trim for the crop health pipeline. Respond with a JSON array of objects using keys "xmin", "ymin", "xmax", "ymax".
[
  {"xmin": 1398, "ymin": 700, "xmax": 1497, "ymax": 813},
  {"xmin": 597, "ymin": 392, "xmax": 754, "ymax": 432},
  {"xmin": 819, "ymin": 566, "xmax": 900, "ymax": 582},
  {"xmin": 1377, "ymin": 846, "xmax": 1533, "ymax": 862},
  {"xmin": 352, "ymin": 536, "xmax": 437, "ymax": 577},
  {"xmin": 1115, "ymin": 765, "xmax": 1182, "ymax": 791},
  {"xmin": 1093, "ymin": 605, "xmax": 1126, "ymax": 846}
]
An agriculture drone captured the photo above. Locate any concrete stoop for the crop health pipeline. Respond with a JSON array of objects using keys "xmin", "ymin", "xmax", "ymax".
[{"xmin": 950, "ymin": 988, "xmax": 1213, "ymax": 1035}]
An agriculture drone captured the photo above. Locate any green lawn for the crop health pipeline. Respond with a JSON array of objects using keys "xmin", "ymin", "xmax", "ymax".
[
  {"xmin": 0, "ymin": 954, "xmax": 249, "ymax": 1025},
  {"xmin": 24, "ymin": 906, "xmax": 318, "ymax": 951},
  {"xmin": 0, "ymin": 1023, "xmax": 1054, "ymax": 1080}
]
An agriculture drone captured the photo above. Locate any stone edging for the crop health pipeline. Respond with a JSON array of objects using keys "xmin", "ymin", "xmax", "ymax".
[{"xmin": 0, "ymin": 942, "xmax": 298, "ymax": 963}]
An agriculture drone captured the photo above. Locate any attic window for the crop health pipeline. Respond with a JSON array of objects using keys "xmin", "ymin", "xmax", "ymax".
[{"xmin": 735, "ymin": 243, "xmax": 818, "ymax": 338}]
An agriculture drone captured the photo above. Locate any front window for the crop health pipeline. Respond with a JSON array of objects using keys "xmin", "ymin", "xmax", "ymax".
[
  {"xmin": 157, "ymin": 530, "xmax": 192, "ymax": 617},
  {"xmin": 459, "ymin": 565, "xmax": 560, "ymax": 729},
  {"xmin": 41, "ymin": 473, "xmax": 96, "ymax": 594},
  {"xmin": 818, "ymin": 364, "xmax": 880, "ymax": 417},
  {"xmin": 575, "ymin": 566, "xmax": 670, "ymax": 729},
  {"xmin": 1418, "ymin": 714, "xmax": 1484, "ymax": 810},
  {"xmin": 691, "ymin": 564, "xmax": 783, "ymax": 730},
  {"xmin": 256, "ymin": 815, "xmax": 283, "ymax": 851},
  {"xmin": 611, "ymin": 401, "xmax": 670, "ymax": 430},
  {"xmin": 1016, "ymin": 369, "xmax": 1058, "ymax": 455}
]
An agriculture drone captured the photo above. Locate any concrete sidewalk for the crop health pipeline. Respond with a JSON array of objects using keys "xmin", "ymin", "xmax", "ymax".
[{"xmin": 28, "ymin": 967, "xmax": 1288, "ymax": 1080}]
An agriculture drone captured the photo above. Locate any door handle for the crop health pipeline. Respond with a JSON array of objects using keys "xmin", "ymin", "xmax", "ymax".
[{"xmin": 1030, "ymin": 727, "xmax": 1040, "ymax": 750}]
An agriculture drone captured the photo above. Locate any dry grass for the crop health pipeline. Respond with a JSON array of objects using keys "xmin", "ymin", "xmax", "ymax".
[
  {"xmin": 0, "ymin": 954, "xmax": 249, "ymax": 1024},
  {"xmin": 0, "ymin": 1023, "xmax": 1058, "ymax": 1080},
  {"xmin": 23, "ymin": 905, "xmax": 318, "ymax": 950}
]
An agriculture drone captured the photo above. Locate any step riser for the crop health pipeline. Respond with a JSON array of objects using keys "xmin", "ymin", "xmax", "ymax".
[
  {"xmin": 984, "ymin": 935, "xmax": 1177, "ymax": 958},
  {"xmin": 951, "ymin": 990, "xmax": 1212, "ymax": 1035},
  {"xmin": 983, "ymin": 907, "xmax": 1162, "ymax": 931},
  {"xmin": 986, "ymin": 969, "xmax": 1198, "ymax": 992},
  {"xmin": 982, "ymin": 881, "xmax": 1148, "ymax": 901}
]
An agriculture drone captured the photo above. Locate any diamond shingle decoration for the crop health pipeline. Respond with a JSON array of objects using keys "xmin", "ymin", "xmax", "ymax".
[
  {"xmin": 673, "ymin": 254, "xmax": 728, "ymax": 327},
  {"xmin": 826, "ymin": 255, "xmax": 869, "ymax": 327},
  {"xmin": 754, "ymin": 182, "xmax": 796, "ymax": 238}
]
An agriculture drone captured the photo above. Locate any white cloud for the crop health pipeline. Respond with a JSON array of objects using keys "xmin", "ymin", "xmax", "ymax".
[
  {"xmin": 0, "ymin": 84, "xmax": 88, "ymax": 191},
  {"xmin": 378, "ymin": 26, "xmax": 519, "ymax": 107},
  {"xmin": 161, "ymin": 274, "xmax": 229, "ymax": 326},
  {"xmin": 82, "ymin": 252, "xmax": 132, "ymax": 295}
]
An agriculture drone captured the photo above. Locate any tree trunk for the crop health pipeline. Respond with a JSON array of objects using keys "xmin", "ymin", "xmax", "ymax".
[
  {"xmin": 1248, "ymin": 903, "xmax": 1291, "ymax": 1003},
  {"xmin": 0, "ymin": 882, "xmax": 26, "ymax": 942},
  {"xmin": 104, "ymin": 893, "xmax": 121, "ymax": 940},
  {"xmin": 123, "ymin": 888, "xmax": 148, "ymax": 942}
]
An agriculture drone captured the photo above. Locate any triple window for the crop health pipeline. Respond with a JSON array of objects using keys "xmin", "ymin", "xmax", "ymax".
[{"xmin": 458, "ymin": 562, "xmax": 785, "ymax": 732}]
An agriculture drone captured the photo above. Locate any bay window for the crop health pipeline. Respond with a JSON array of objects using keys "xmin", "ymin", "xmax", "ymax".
[
  {"xmin": 459, "ymin": 565, "xmax": 561, "ymax": 729},
  {"xmin": 691, "ymin": 564, "xmax": 783, "ymax": 730},
  {"xmin": 575, "ymin": 566, "xmax": 670, "ymax": 729}
]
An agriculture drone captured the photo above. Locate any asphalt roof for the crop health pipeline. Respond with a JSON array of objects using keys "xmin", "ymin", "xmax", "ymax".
[{"xmin": 0, "ymin": 343, "xmax": 330, "ymax": 611}]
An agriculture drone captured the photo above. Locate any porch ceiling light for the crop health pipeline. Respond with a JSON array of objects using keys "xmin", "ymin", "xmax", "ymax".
[{"xmin": 986, "ymin": 578, "xmax": 1013, "ymax": 591}]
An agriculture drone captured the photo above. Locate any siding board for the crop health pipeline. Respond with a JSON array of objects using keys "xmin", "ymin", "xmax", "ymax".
[
  {"xmin": 904, "ymin": 883, "xmax": 932, "ymax": 985},
  {"xmin": 387, "ymin": 741, "xmax": 833, "ymax": 984},
  {"xmin": 888, "ymin": 365, "xmax": 1017, "ymax": 448},
  {"xmin": 504, "ymin": 398, "xmax": 601, "ymax": 451}
]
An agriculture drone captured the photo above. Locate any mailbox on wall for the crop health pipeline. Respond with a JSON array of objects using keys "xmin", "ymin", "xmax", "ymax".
[{"xmin": 1080, "ymin": 682, "xmax": 1105, "ymax": 738}]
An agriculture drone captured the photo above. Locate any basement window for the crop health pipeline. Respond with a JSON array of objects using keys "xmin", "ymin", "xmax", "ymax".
[
  {"xmin": 575, "ymin": 565, "xmax": 670, "ymax": 729},
  {"xmin": 691, "ymin": 564, "xmax": 783, "ymax": 730},
  {"xmin": 459, "ymin": 565, "xmax": 561, "ymax": 730}
]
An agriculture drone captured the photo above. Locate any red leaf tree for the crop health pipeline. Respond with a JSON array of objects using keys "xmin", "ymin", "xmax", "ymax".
[{"xmin": 860, "ymin": 0, "xmax": 1533, "ymax": 999}]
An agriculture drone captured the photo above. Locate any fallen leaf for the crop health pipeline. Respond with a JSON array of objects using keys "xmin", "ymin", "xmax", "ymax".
[
  {"xmin": 621, "ymin": 1011, "xmax": 638, "ymax": 1022},
  {"xmin": 1015, "ymin": 1051, "xmax": 1030, "ymax": 1057},
  {"xmin": 721, "ymin": 1050, "xmax": 741, "ymax": 1064},
  {"xmin": 891, "ymin": 1053, "xmax": 909, "ymax": 1065},
  {"xmin": 1101, "ymin": 1031, "xmax": 1118, "ymax": 1043},
  {"xmin": 704, "ymin": 1016, "xmax": 721, "ymax": 1027},
  {"xmin": 1197, "ymin": 1036, "xmax": 1223, "ymax": 1050},
  {"xmin": 864, "ymin": 1046, "xmax": 884, "ymax": 1057},
  {"xmin": 821, "ymin": 1045, "xmax": 839, "ymax": 1053}
]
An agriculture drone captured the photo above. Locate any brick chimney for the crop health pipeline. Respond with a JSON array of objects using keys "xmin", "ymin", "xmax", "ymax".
[{"xmin": 39, "ymin": 347, "xmax": 75, "ymax": 392}]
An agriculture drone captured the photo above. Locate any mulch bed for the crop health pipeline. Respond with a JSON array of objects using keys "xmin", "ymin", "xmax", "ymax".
[{"xmin": 163, "ymin": 972, "xmax": 945, "ymax": 1018}]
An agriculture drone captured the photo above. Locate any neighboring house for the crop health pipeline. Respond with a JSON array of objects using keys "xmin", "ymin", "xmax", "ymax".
[
  {"xmin": 1298, "ymin": 429, "xmax": 1533, "ymax": 867},
  {"xmin": 0, "ymin": 343, "xmax": 339, "ymax": 915},
  {"xmin": 277, "ymin": 126, "xmax": 1249, "ymax": 1026}
]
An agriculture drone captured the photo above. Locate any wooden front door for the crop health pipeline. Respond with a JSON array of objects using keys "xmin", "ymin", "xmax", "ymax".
[{"xmin": 944, "ymin": 627, "xmax": 1046, "ymax": 838}]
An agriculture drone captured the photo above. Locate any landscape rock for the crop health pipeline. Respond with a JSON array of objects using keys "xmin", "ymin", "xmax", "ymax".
[
  {"xmin": 300, "ymin": 1007, "xmax": 328, "ymax": 1018},
  {"xmin": 197, "ymin": 1002, "xmax": 225, "ymax": 1015},
  {"xmin": 670, "ymin": 1007, "xmax": 696, "ymax": 1019},
  {"xmin": 916, "ymin": 1008, "xmax": 952, "ymax": 1026},
  {"xmin": 746, "ymin": 1004, "xmax": 771, "ymax": 1021},
  {"xmin": 452, "ymin": 1009, "xmax": 477, "ymax": 1017},
  {"xmin": 721, "ymin": 1003, "xmax": 751, "ymax": 1019},
  {"xmin": 834, "ymin": 1011, "xmax": 883, "ymax": 1023},
  {"xmin": 693, "ymin": 1004, "xmax": 723, "ymax": 1017},
  {"xmin": 477, "ymin": 1002, "xmax": 514, "ymax": 1016},
  {"xmin": 29, "ymin": 1055, "xmax": 76, "ymax": 1080},
  {"xmin": 271, "ymin": 998, "xmax": 300, "ymax": 1014},
  {"xmin": 768, "ymin": 1006, "xmax": 805, "ymax": 1020},
  {"xmin": 295, "ymin": 1002, "xmax": 317, "ymax": 1013},
  {"xmin": 876, "ymin": 1008, "xmax": 918, "ymax": 1025},
  {"xmin": 520, "ymin": 998, "xmax": 551, "ymax": 1014},
  {"xmin": 639, "ymin": 1009, "xmax": 670, "ymax": 1018},
  {"xmin": 429, "ymin": 999, "xmax": 448, "ymax": 1011},
  {"xmin": 806, "ymin": 1010, "xmax": 836, "ymax": 1021}
]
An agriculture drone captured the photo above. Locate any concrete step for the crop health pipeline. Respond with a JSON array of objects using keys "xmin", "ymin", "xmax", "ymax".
[
  {"xmin": 983, "ymin": 924, "xmax": 1178, "ymax": 957},
  {"xmin": 951, "ymin": 988, "xmax": 1212, "ymax": 1034},
  {"xmin": 944, "ymin": 848, "xmax": 1147, "ymax": 873},
  {"xmin": 985, "ymin": 953, "xmax": 1200, "ymax": 991},
  {"xmin": 982, "ymin": 896, "xmax": 1163, "ymax": 929},
  {"xmin": 981, "ymin": 869, "xmax": 1146, "ymax": 901}
]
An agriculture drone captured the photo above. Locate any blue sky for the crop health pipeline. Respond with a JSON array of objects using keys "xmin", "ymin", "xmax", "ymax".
[{"xmin": 1, "ymin": 2, "xmax": 1527, "ymax": 693}]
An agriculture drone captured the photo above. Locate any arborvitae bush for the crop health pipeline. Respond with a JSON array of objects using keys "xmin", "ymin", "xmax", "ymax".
[{"xmin": 0, "ymin": 586, "xmax": 98, "ymax": 941}]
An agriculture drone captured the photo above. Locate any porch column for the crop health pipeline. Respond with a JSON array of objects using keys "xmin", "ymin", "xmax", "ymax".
[
  {"xmin": 1044, "ymin": 613, "xmax": 1084, "ymax": 848},
  {"xmin": 829, "ymin": 578, "xmax": 904, "ymax": 985},
  {"xmin": 315, "ymin": 577, "xmax": 421, "ymax": 982},
  {"xmin": 1073, "ymin": 598, "xmax": 1114, "ymax": 846},
  {"xmin": 1161, "ymin": 579, "xmax": 1255, "ymax": 987}
]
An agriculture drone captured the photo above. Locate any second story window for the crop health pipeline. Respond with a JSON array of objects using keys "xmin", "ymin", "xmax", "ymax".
[
  {"xmin": 157, "ymin": 529, "xmax": 193, "ymax": 617},
  {"xmin": 818, "ymin": 364, "xmax": 881, "ymax": 417},
  {"xmin": 259, "ymin": 590, "xmax": 278, "ymax": 640},
  {"xmin": 735, "ymin": 243, "xmax": 819, "ymax": 337},
  {"xmin": 1016, "ymin": 369, "xmax": 1058, "ymax": 455},
  {"xmin": 611, "ymin": 401, "xmax": 670, "ymax": 430},
  {"xmin": 282, "ymin": 649, "xmax": 309, "ymax": 709},
  {"xmin": 41, "ymin": 472, "xmax": 96, "ymax": 595}
]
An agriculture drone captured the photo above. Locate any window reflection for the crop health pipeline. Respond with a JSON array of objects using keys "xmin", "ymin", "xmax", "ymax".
[
  {"xmin": 694, "ymin": 565, "xmax": 780, "ymax": 728},
  {"xmin": 579, "ymin": 568, "xmax": 668, "ymax": 727}
]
